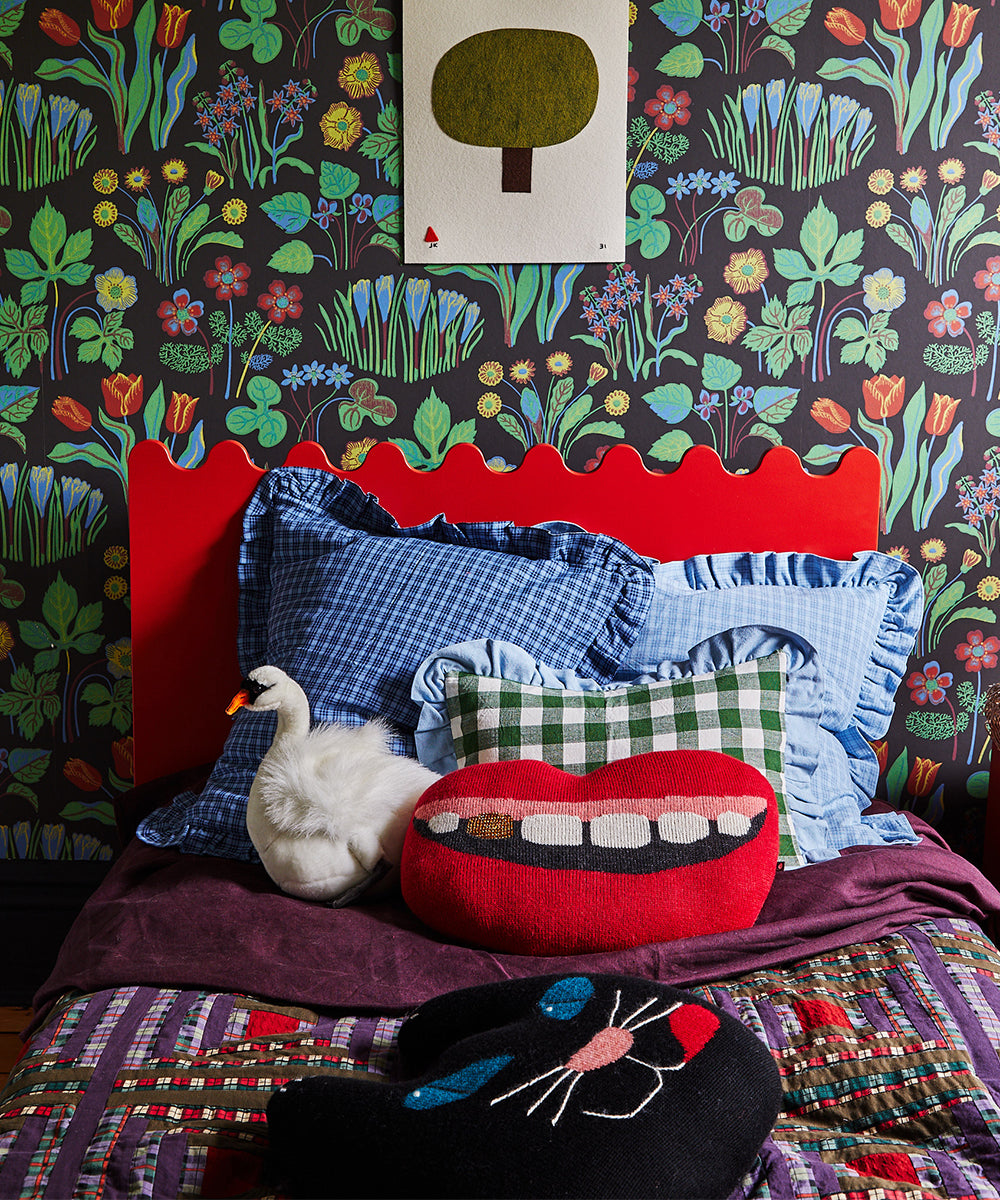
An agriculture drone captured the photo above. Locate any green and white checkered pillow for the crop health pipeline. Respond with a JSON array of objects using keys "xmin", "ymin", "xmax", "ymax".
[{"xmin": 444, "ymin": 651, "xmax": 804, "ymax": 868}]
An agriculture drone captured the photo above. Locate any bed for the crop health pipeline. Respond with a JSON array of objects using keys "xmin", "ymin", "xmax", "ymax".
[{"xmin": 3, "ymin": 438, "xmax": 1000, "ymax": 1199}]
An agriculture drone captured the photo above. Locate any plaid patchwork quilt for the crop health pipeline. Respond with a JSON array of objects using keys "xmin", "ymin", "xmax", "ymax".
[
  {"xmin": 3, "ymin": 918, "xmax": 1000, "ymax": 1197},
  {"xmin": 445, "ymin": 651, "xmax": 805, "ymax": 867}
]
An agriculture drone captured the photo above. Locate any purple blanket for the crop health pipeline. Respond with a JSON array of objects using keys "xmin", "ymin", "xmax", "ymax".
[{"xmin": 34, "ymin": 773, "xmax": 1000, "ymax": 1019}]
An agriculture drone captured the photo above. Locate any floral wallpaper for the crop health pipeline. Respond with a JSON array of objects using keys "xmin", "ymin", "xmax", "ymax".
[{"xmin": 1, "ymin": 0, "xmax": 999, "ymax": 880}]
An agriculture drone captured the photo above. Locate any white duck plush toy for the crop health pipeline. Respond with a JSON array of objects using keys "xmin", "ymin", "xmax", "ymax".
[{"xmin": 226, "ymin": 665, "xmax": 438, "ymax": 904}]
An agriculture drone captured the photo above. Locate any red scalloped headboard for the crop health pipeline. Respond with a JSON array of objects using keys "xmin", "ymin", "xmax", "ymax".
[{"xmin": 128, "ymin": 440, "xmax": 881, "ymax": 786}]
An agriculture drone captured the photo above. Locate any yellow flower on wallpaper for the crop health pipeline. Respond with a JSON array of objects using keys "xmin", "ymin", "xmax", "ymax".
[
  {"xmin": 478, "ymin": 392, "xmax": 502, "ymax": 417},
  {"xmin": 900, "ymin": 165, "xmax": 927, "ymax": 191},
  {"xmin": 93, "ymin": 168, "xmax": 117, "ymax": 193},
  {"xmin": 704, "ymin": 297, "xmax": 747, "ymax": 343},
  {"xmin": 339, "ymin": 53, "xmax": 383, "ymax": 99},
  {"xmin": 722, "ymin": 249, "xmax": 768, "ymax": 294},
  {"xmin": 320, "ymin": 101, "xmax": 363, "ymax": 150},
  {"xmin": 341, "ymin": 438, "xmax": 377, "ymax": 470},
  {"xmin": 867, "ymin": 168, "xmax": 893, "ymax": 195},
  {"xmin": 161, "ymin": 158, "xmax": 187, "ymax": 183}
]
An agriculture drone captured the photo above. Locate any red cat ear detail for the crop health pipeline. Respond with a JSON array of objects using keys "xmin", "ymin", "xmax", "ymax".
[{"xmin": 668, "ymin": 1003, "xmax": 720, "ymax": 1063}]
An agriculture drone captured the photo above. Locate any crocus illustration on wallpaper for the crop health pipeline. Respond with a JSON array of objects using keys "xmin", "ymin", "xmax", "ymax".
[{"xmin": 1, "ymin": 0, "xmax": 999, "ymax": 876}]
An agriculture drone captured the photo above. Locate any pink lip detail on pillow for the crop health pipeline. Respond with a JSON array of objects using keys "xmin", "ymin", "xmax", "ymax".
[{"xmin": 400, "ymin": 749, "xmax": 780, "ymax": 955}]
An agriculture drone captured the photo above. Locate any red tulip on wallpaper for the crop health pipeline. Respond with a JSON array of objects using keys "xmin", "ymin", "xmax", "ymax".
[
  {"xmin": 942, "ymin": 2, "xmax": 978, "ymax": 47},
  {"xmin": 39, "ymin": 7, "xmax": 81, "ymax": 45},
  {"xmin": 156, "ymin": 4, "xmax": 190, "ymax": 48},
  {"xmin": 878, "ymin": 0, "xmax": 920, "ymax": 29},
  {"xmin": 862, "ymin": 374, "xmax": 906, "ymax": 420},
  {"xmin": 925, "ymin": 393, "xmax": 961, "ymax": 437},
  {"xmin": 166, "ymin": 392, "xmax": 199, "ymax": 435},
  {"xmin": 52, "ymin": 396, "xmax": 92, "ymax": 432},
  {"xmin": 907, "ymin": 757, "xmax": 942, "ymax": 798},
  {"xmin": 811, "ymin": 398, "xmax": 851, "ymax": 434},
  {"xmin": 64, "ymin": 759, "xmax": 102, "ymax": 791},
  {"xmin": 91, "ymin": 0, "xmax": 133, "ymax": 31},
  {"xmin": 824, "ymin": 7, "xmax": 866, "ymax": 44},
  {"xmin": 102, "ymin": 374, "xmax": 143, "ymax": 419}
]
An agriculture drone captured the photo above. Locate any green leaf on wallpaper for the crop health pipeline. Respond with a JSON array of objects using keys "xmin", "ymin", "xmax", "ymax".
[
  {"xmin": 0, "ymin": 422, "xmax": 24, "ymax": 451},
  {"xmin": 372, "ymin": 195, "xmax": 401, "ymax": 232},
  {"xmin": 958, "ymin": 230, "xmax": 1000, "ymax": 255},
  {"xmin": 722, "ymin": 187, "xmax": 783, "ymax": 240},
  {"xmin": 321, "ymin": 162, "xmax": 361, "ymax": 202},
  {"xmin": 269, "ymin": 240, "xmax": 314, "ymax": 273},
  {"xmin": 177, "ymin": 203, "xmax": 209, "ymax": 248},
  {"xmin": 336, "ymin": 0, "xmax": 394, "ymax": 45},
  {"xmin": 220, "ymin": 0, "xmax": 281, "ymax": 63},
  {"xmin": 625, "ymin": 185, "xmax": 670, "ymax": 258},
  {"xmin": 0, "ymin": 666, "xmax": 60, "ymax": 741},
  {"xmin": 759, "ymin": 35, "xmax": 794, "ymax": 67},
  {"xmin": 748, "ymin": 422, "xmax": 783, "ymax": 446},
  {"xmin": 9, "ymin": 749, "xmax": 49, "ymax": 785},
  {"xmin": 765, "ymin": 0, "xmax": 812, "ymax": 35},
  {"xmin": 387, "ymin": 52, "xmax": 401, "ymax": 81},
  {"xmin": 804, "ymin": 441, "xmax": 854, "ymax": 468},
  {"xmin": 83, "ymin": 680, "xmax": 132, "ymax": 732},
  {"xmin": 576, "ymin": 421, "xmax": 625, "ymax": 442},
  {"xmin": 262, "ymin": 192, "xmax": 311, "ymax": 234},
  {"xmin": 0, "ymin": 384, "xmax": 37, "ymax": 424},
  {"xmin": 643, "ymin": 382, "xmax": 693, "ymax": 423},
  {"xmin": 48, "ymin": 439, "xmax": 122, "ymax": 477},
  {"xmin": 60, "ymin": 800, "xmax": 116, "ymax": 825},
  {"xmin": 883, "ymin": 222, "xmax": 918, "ymax": 268},
  {"xmin": 495, "ymin": 413, "xmax": 527, "ymax": 449},
  {"xmin": 649, "ymin": 429, "xmax": 695, "ymax": 462},
  {"xmin": 702, "ymin": 354, "xmax": 741, "ymax": 392},
  {"xmin": 753, "ymin": 386, "xmax": 798, "ymax": 425},
  {"xmin": 141, "ymin": 382, "xmax": 166, "ymax": 441},
  {"xmin": 359, "ymin": 102, "xmax": 401, "ymax": 188},
  {"xmin": 651, "ymin": 0, "xmax": 701, "ymax": 37},
  {"xmin": 226, "ymin": 375, "xmax": 287, "ymax": 447},
  {"xmin": 71, "ymin": 310, "xmax": 134, "ymax": 371},
  {"xmin": 656, "ymin": 44, "xmax": 703, "ymax": 77},
  {"xmin": 412, "ymin": 389, "xmax": 451, "ymax": 460}
]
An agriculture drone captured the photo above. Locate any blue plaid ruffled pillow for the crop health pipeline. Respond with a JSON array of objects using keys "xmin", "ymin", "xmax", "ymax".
[{"xmin": 138, "ymin": 466, "xmax": 655, "ymax": 862}]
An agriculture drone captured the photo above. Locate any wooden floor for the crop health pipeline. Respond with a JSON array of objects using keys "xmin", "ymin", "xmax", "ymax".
[{"xmin": 0, "ymin": 1007, "xmax": 31, "ymax": 1091}]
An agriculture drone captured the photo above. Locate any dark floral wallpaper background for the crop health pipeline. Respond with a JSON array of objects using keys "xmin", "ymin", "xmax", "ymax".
[{"xmin": 1, "ymin": 0, "xmax": 999, "ymax": 883}]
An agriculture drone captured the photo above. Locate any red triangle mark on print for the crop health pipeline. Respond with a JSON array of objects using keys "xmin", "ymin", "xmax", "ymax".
[{"xmin": 424, "ymin": 226, "xmax": 439, "ymax": 242}]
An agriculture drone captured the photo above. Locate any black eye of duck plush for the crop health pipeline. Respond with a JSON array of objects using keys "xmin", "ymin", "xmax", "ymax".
[{"xmin": 225, "ymin": 665, "xmax": 437, "ymax": 905}]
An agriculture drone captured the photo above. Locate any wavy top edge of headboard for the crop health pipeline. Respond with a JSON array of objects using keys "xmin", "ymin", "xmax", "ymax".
[{"xmin": 127, "ymin": 439, "xmax": 881, "ymax": 785}]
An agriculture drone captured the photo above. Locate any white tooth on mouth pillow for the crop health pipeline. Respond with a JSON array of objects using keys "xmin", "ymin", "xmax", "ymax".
[
  {"xmin": 717, "ymin": 811, "xmax": 752, "ymax": 837},
  {"xmin": 428, "ymin": 811, "xmax": 461, "ymax": 834},
  {"xmin": 590, "ymin": 812, "xmax": 651, "ymax": 849},
  {"xmin": 657, "ymin": 811, "xmax": 711, "ymax": 844},
  {"xmin": 521, "ymin": 813, "xmax": 584, "ymax": 846}
]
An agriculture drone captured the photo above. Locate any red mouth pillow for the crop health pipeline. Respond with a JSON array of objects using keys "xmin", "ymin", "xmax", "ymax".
[{"xmin": 400, "ymin": 749, "xmax": 778, "ymax": 955}]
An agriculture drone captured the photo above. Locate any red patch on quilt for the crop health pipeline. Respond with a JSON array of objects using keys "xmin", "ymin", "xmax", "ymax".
[
  {"xmin": 793, "ymin": 998, "xmax": 853, "ymax": 1033},
  {"xmin": 400, "ymin": 749, "xmax": 778, "ymax": 955},
  {"xmin": 845, "ymin": 1152, "xmax": 920, "ymax": 1186},
  {"xmin": 201, "ymin": 1146, "xmax": 264, "ymax": 1197},
  {"xmin": 246, "ymin": 1009, "xmax": 301, "ymax": 1039}
]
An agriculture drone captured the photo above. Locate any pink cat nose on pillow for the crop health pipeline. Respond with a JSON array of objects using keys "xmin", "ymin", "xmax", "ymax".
[{"xmin": 400, "ymin": 749, "xmax": 779, "ymax": 955}]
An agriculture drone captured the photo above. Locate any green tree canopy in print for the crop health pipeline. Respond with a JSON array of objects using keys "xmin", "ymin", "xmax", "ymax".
[{"xmin": 430, "ymin": 27, "xmax": 599, "ymax": 193}]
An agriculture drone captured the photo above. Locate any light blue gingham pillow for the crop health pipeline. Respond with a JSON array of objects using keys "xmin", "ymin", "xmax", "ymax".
[
  {"xmin": 137, "ymin": 466, "xmax": 654, "ymax": 862},
  {"xmin": 615, "ymin": 551, "xmax": 923, "ymax": 857}
]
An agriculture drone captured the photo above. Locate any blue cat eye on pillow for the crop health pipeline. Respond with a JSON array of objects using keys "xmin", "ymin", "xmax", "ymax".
[
  {"xmin": 615, "ymin": 550, "xmax": 923, "ymax": 856},
  {"xmin": 137, "ymin": 466, "xmax": 655, "ymax": 862}
]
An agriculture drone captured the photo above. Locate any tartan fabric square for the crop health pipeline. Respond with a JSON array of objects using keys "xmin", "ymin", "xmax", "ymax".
[
  {"xmin": 444, "ymin": 652, "xmax": 803, "ymax": 867},
  {"xmin": 138, "ymin": 466, "xmax": 654, "ymax": 862}
]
